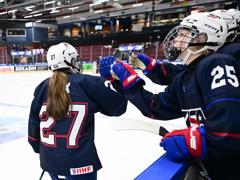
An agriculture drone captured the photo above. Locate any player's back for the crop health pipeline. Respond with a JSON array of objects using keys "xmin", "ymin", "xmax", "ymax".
[{"xmin": 29, "ymin": 73, "xmax": 127, "ymax": 175}]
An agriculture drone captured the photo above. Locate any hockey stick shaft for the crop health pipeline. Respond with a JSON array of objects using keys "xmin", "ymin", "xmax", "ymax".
[
  {"xmin": 39, "ymin": 170, "xmax": 45, "ymax": 180},
  {"xmin": 113, "ymin": 118, "xmax": 168, "ymax": 136}
]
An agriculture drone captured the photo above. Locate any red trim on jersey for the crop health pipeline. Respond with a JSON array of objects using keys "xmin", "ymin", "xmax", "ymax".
[
  {"xmin": 210, "ymin": 132, "xmax": 240, "ymax": 139},
  {"xmin": 28, "ymin": 136, "xmax": 40, "ymax": 141},
  {"xmin": 160, "ymin": 64, "xmax": 168, "ymax": 77}
]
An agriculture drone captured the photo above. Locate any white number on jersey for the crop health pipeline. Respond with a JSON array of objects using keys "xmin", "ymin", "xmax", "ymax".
[
  {"xmin": 211, "ymin": 65, "xmax": 239, "ymax": 89},
  {"xmin": 40, "ymin": 103, "xmax": 87, "ymax": 148},
  {"xmin": 104, "ymin": 80, "xmax": 117, "ymax": 92}
]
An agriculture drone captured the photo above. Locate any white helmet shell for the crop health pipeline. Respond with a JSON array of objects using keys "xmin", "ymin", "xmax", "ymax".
[
  {"xmin": 226, "ymin": 8, "xmax": 240, "ymax": 41},
  {"xmin": 227, "ymin": 8, "xmax": 240, "ymax": 25},
  {"xmin": 210, "ymin": 9, "xmax": 237, "ymax": 40},
  {"xmin": 47, "ymin": 42, "xmax": 79, "ymax": 71},
  {"xmin": 180, "ymin": 12, "xmax": 228, "ymax": 52}
]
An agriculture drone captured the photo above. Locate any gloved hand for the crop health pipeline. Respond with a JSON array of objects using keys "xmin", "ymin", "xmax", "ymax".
[
  {"xmin": 99, "ymin": 56, "xmax": 116, "ymax": 81},
  {"xmin": 112, "ymin": 61, "xmax": 145, "ymax": 89},
  {"xmin": 160, "ymin": 126, "xmax": 206, "ymax": 161},
  {"xmin": 129, "ymin": 53, "xmax": 157, "ymax": 74}
]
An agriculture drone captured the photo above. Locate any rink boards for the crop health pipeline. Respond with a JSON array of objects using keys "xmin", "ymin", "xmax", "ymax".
[{"xmin": 135, "ymin": 153, "xmax": 189, "ymax": 180}]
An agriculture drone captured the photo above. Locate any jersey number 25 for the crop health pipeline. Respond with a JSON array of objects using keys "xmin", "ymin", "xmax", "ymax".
[{"xmin": 211, "ymin": 65, "xmax": 239, "ymax": 89}]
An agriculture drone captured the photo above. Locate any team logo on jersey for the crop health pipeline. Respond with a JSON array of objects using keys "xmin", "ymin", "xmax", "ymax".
[
  {"xmin": 182, "ymin": 107, "xmax": 206, "ymax": 127},
  {"xmin": 70, "ymin": 165, "xmax": 93, "ymax": 175}
]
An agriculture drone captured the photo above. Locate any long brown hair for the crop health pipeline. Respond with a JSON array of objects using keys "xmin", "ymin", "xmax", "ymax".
[{"xmin": 46, "ymin": 70, "xmax": 71, "ymax": 119}]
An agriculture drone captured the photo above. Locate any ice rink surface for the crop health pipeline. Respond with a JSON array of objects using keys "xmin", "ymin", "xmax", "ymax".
[{"xmin": 0, "ymin": 70, "xmax": 185, "ymax": 180}]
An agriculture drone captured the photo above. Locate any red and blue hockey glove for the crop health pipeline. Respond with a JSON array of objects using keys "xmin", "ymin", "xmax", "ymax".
[
  {"xmin": 129, "ymin": 53, "xmax": 157, "ymax": 74},
  {"xmin": 160, "ymin": 127, "xmax": 206, "ymax": 161},
  {"xmin": 112, "ymin": 61, "xmax": 145, "ymax": 89},
  {"xmin": 99, "ymin": 56, "xmax": 116, "ymax": 80}
]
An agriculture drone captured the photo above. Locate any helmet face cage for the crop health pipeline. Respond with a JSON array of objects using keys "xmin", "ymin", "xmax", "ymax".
[
  {"xmin": 163, "ymin": 12, "xmax": 228, "ymax": 61},
  {"xmin": 163, "ymin": 25, "xmax": 198, "ymax": 60},
  {"xmin": 70, "ymin": 55, "xmax": 82, "ymax": 72}
]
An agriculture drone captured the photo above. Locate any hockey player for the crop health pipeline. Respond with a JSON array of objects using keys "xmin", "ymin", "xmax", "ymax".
[
  {"xmin": 99, "ymin": 14, "xmax": 240, "ymax": 180},
  {"xmin": 228, "ymin": 8, "xmax": 240, "ymax": 42},
  {"xmin": 28, "ymin": 42, "xmax": 127, "ymax": 180},
  {"xmin": 216, "ymin": 9, "xmax": 240, "ymax": 60},
  {"xmin": 129, "ymin": 10, "xmax": 240, "ymax": 86}
]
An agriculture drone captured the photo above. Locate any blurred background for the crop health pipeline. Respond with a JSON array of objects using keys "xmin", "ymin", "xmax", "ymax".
[{"xmin": 0, "ymin": 0, "xmax": 238, "ymax": 73}]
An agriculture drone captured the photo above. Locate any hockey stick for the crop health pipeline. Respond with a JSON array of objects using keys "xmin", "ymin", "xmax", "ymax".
[
  {"xmin": 113, "ymin": 118, "xmax": 169, "ymax": 136},
  {"xmin": 39, "ymin": 170, "xmax": 45, "ymax": 180},
  {"xmin": 113, "ymin": 119, "xmax": 211, "ymax": 180}
]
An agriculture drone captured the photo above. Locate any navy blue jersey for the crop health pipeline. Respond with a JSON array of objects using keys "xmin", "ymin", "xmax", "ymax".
[
  {"xmin": 28, "ymin": 74, "xmax": 127, "ymax": 176},
  {"xmin": 218, "ymin": 43, "xmax": 240, "ymax": 61},
  {"xmin": 146, "ymin": 62, "xmax": 185, "ymax": 85},
  {"xmin": 121, "ymin": 53, "xmax": 240, "ymax": 179},
  {"xmin": 147, "ymin": 43, "xmax": 240, "ymax": 86}
]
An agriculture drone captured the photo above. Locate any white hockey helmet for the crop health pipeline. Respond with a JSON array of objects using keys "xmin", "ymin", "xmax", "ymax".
[
  {"xmin": 210, "ymin": 9, "xmax": 238, "ymax": 41},
  {"xmin": 226, "ymin": 9, "xmax": 240, "ymax": 40},
  {"xmin": 47, "ymin": 42, "xmax": 81, "ymax": 71},
  {"xmin": 163, "ymin": 12, "xmax": 228, "ymax": 61},
  {"xmin": 227, "ymin": 8, "xmax": 240, "ymax": 25}
]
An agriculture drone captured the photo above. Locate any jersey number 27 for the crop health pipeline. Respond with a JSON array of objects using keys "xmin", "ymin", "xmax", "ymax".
[{"xmin": 39, "ymin": 103, "xmax": 87, "ymax": 148}]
